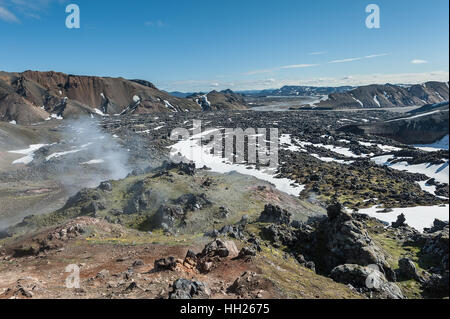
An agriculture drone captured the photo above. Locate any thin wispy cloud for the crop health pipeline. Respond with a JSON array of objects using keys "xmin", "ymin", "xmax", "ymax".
[
  {"xmin": 411, "ymin": 59, "xmax": 428, "ymax": 64},
  {"xmin": 245, "ymin": 53, "xmax": 390, "ymax": 75},
  {"xmin": 1, "ymin": 0, "xmax": 66, "ymax": 20},
  {"xmin": 329, "ymin": 57, "xmax": 363, "ymax": 63},
  {"xmin": 0, "ymin": 6, "xmax": 19, "ymax": 22},
  {"xmin": 329, "ymin": 53, "xmax": 389, "ymax": 64},
  {"xmin": 280, "ymin": 64, "xmax": 319, "ymax": 69},
  {"xmin": 309, "ymin": 51, "xmax": 327, "ymax": 55},
  {"xmin": 365, "ymin": 53, "xmax": 389, "ymax": 59},
  {"xmin": 145, "ymin": 20, "xmax": 166, "ymax": 27}
]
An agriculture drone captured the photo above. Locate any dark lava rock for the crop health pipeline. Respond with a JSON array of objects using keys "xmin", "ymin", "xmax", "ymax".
[
  {"xmin": 174, "ymin": 193, "xmax": 211, "ymax": 211},
  {"xmin": 98, "ymin": 181, "xmax": 112, "ymax": 192},
  {"xmin": 204, "ymin": 225, "xmax": 245, "ymax": 239},
  {"xmin": 259, "ymin": 204, "xmax": 291, "ymax": 225},
  {"xmin": 154, "ymin": 257, "xmax": 178, "ymax": 271},
  {"xmin": 295, "ymin": 203, "xmax": 396, "ymax": 281},
  {"xmin": 392, "ymin": 214, "xmax": 407, "ymax": 228},
  {"xmin": 163, "ymin": 161, "xmax": 196, "ymax": 176},
  {"xmin": 397, "ymin": 258, "xmax": 419, "ymax": 280},
  {"xmin": 153, "ymin": 204, "xmax": 185, "ymax": 230},
  {"xmin": 422, "ymin": 272, "xmax": 449, "ymax": 297},
  {"xmin": 123, "ymin": 180, "xmax": 152, "ymax": 214},
  {"xmin": 422, "ymin": 224, "xmax": 449, "ymax": 272},
  {"xmin": 424, "ymin": 219, "xmax": 449, "ymax": 234},
  {"xmin": 168, "ymin": 278, "xmax": 211, "ymax": 299},
  {"xmin": 238, "ymin": 246, "xmax": 257, "ymax": 259},
  {"xmin": 261, "ymin": 224, "xmax": 297, "ymax": 248}
]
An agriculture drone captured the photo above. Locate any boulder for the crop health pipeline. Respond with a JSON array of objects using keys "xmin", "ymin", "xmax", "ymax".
[
  {"xmin": 174, "ymin": 193, "xmax": 211, "ymax": 211},
  {"xmin": 168, "ymin": 279, "xmax": 210, "ymax": 299},
  {"xmin": 397, "ymin": 258, "xmax": 418, "ymax": 280},
  {"xmin": 392, "ymin": 214, "xmax": 407, "ymax": 228},
  {"xmin": 424, "ymin": 219, "xmax": 449, "ymax": 234},
  {"xmin": 238, "ymin": 246, "xmax": 257, "ymax": 259},
  {"xmin": 330, "ymin": 264, "xmax": 404, "ymax": 299},
  {"xmin": 154, "ymin": 257, "xmax": 178, "ymax": 271},
  {"xmin": 98, "ymin": 181, "xmax": 112, "ymax": 192},
  {"xmin": 201, "ymin": 239, "xmax": 239, "ymax": 259},
  {"xmin": 153, "ymin": 204, "xmax": 185, "ymax": 230}
]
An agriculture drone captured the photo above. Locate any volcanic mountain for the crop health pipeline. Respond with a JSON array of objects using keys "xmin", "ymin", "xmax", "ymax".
[
  {"xmin": 188, "ymin": 89, "xmax": 249, "ymax": 111},
  {"xmin": 0, "ymin": 71, "xmax": 201, "ymax": 125}
]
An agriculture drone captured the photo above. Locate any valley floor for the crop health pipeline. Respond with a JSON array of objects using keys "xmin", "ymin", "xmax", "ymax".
[{"xmin": 0, "ymin": 106, "xmax": 448, "ymax": 299}]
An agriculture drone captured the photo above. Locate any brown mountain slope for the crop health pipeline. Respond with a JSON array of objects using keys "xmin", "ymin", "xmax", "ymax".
[{"xmin": 0, "ymin": 71, "xmax": 201, "ymax": 124}]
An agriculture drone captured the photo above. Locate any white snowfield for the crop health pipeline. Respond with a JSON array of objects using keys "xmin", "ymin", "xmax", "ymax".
[
  {"xmin": 371, "ymin": 155, "xmax": 449, "ymax": 185},
  {"xmin": 8, "ymin": 144, "xmax": 49, "ymax": 165},
  {"xmin": 373, "ymin": 95, "xmax": 381, "ymax": 107},
  {"xmin": 280, "ymin": 134, "xmax": 371, "ymax": 163},
  {"xmin": 169, "ymin": 130, "xmax": 304, "ymax": 196},
  {"xmin": 356, "ymin": 205, "xmax": 449, "ymax": 232},
  {"xmin": 46, "ymin": 149, "xmax": 82, "ymax": 161},
  {"xmin": 414, "ymin": 135, "xmax": 449, "ymax": 152}
]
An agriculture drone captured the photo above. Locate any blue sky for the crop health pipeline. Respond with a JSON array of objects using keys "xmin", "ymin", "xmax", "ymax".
[{"xmin": 0, "ymin": 0, "xmax": 448, "ymax": 91}]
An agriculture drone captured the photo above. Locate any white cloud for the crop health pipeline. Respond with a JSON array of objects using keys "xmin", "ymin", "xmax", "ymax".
[
  {"xmin": 0, "ymin": 0, "xmax": 67, "ymax": 20},
  {"xmin": 411, "ymin": 59, "xmax": 428, "ymax": 64},
  {"xmin": 280, "ymin": 64, "xmax": 319, "ymax": 69},
  {"xmin": 164, "ymin": 70, "xmax": 449, "ymax": 92},
  {"xmin": 365, "ymin": 53, "xmax": 389, "ymax": 59},
  {"xmin": 0, "ymin": 6, "xmax": 19, "ymax": 22},
  {"xmin": 329, "ymin": 53, "xmax": 389, "ymax": 64},
  {"xmin": 145, "ymin": 20, "xmax": 166, "ymax": 27},
  {"xmin": 329, "ymin": 57, "xmax": 363, "ymax": 63},
  {"xmin": 309, "ymin": 51, "xmax": 327, "ymax": 55}
]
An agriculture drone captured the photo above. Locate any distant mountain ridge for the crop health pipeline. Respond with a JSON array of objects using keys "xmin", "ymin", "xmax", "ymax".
[
  {"xmin": 246, "ymin": 85, "xmax": 355, "ymax": 97},
  {"xmin": 314, "ymin": 81, "xmax": 449, "ymax": 109}
]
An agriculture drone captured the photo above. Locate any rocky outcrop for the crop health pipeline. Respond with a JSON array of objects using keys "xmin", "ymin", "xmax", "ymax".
[
  {"xmin": 153, "ymin": 205, "xmax": 186, "ymax": 231},
  {"xmin": 259, "ymin": 204, "xmax": 291, "ymax": 225},
  {"xmin": 123, "ymin": 180, "xmax": 152, "ymax": 214},
  {"xmin": 330, "ymin": 264, "xmax": 404, "ymax": 299},
  {"xmin": 174, "ymin": 193, "xmax": 211, "ymax": 212},
  {"xmin": 259, "ymin": 203, "xmax": 396, "ymax": 281},
  {"xmin": 303, "ymin": 203, "xmax": 395, "ymax": 280}
]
